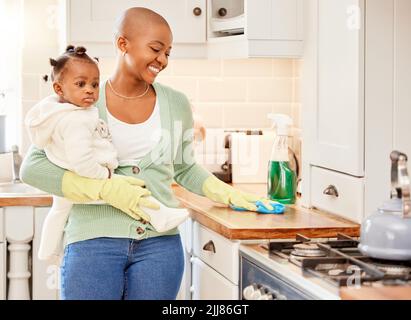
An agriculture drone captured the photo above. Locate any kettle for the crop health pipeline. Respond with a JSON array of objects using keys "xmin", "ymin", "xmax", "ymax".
[{"xmin": 358, "ymin": 151, "xmax": 411, "ymax": 261}]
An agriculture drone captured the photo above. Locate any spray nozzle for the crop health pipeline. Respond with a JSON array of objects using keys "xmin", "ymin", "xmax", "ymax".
[{"xmin": 268, "ymin": 114, "xmax": 293, "ymax": 136}]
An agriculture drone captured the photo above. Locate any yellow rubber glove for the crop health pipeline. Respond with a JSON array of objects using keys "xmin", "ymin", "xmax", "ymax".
[
  {"xmin": 202, "ymin": 176, "xmax": 273, "ymax": 212},
  {"xmin": 61, "ymin": 171, "xmax": 159, "ymax": 221}
]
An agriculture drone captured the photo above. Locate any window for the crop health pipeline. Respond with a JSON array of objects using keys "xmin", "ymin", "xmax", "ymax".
[{"xmin": 0, "ymin": 0, "xmax": 23, "ymax": 150}]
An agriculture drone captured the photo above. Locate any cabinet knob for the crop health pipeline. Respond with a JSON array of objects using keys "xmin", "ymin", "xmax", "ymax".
[
  {"xmin": 193, "ymin": 7, "xmax": 202, "ymax": 16},
  {"xmin": 218, "ymin": 8, "xmax": 227, "ymax": 17},
  {"xmin": 202, "ymin": 240, "xmax": 216, "ymax": 253},
  {"xmin": 323, "ymin": 185, "xmax": 339, "ymax": 197}
]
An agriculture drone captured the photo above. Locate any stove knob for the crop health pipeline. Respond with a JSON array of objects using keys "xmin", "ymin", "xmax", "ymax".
[
  {"xmin": 258, "ymin": 293, "xmax": 274, "ymax": 300},
  {"xmin": 251, "ymin": 286, "xmax": 268, "ymax": 300},
  {"xmin": 243, "ymin": 285, "xmax": 257, "ymax": 300},
  {"xmin": 271, "ymin": 290, "xmax": 287, "ymax": 300},
  {"xmin": 276, "ymin": 293, "xmax": 288, "ymax": 300}
]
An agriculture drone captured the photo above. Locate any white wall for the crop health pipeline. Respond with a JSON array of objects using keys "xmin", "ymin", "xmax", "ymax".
[{"xmin": 20, "ymin": 0, "xmax": 60, "ymax": 153}]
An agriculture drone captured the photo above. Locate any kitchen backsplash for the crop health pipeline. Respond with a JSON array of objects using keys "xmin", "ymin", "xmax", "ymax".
[
  {"xmin": 100, "ymin": 57, "xmax": 301, "ymax": 130},
  {"xmin": 21, "ymin": 57, "xmax": 301, "ymax": 153}
]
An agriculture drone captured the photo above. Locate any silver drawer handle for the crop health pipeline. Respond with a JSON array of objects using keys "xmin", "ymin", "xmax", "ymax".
[
  {"xmin": 202, "ymin": 240, "xmax": 216, "ymax": 253},
  {"xmin": 323, "ymin": 185, "xmax": 339, "ymax": 197}
]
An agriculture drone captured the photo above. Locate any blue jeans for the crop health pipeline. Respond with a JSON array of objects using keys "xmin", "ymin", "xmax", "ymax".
[{"xmin": 60, "ymin": 235, "xmax": 184, "ymax": 300}]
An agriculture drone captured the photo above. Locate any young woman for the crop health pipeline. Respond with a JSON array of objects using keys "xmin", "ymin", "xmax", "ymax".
[{"xmin": 21, "ymin": 7, "xmax": 271, "ymax": 300}]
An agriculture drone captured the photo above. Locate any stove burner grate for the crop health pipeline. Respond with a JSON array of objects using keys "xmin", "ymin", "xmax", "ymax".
[
  {"xmin": 264, "ymin": 233, "xmax": 411, "ymax": 287},
  {"xmin": 291, "ymin": 243, "xmax": 327, "ymax": 257}
]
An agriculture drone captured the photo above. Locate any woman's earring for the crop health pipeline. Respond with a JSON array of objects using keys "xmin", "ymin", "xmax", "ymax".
[{"xmin": 122, "ymin": 51, "xmax": 126, "ymax": 57}]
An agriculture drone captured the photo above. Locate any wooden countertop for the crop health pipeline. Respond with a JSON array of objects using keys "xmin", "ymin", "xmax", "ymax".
[
  {"xmin": 173, "ymin": 184, "xmax": 360, "ymax": 240},
  {"xmin": 0, "ymin": 194, "xmax": 52, "ymax": 207},
  {"xmin": 340, "ymin": 287, "xmax": 411, "ymax": 300},
  {"xmin": 1, "ymin": 183, "xmax": 360, "ymax": 241}
]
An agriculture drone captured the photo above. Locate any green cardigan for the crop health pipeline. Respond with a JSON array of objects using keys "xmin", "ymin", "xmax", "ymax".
[{"xmin": 20, "ymin": 81, "xmax": 211, "ymax": 245}]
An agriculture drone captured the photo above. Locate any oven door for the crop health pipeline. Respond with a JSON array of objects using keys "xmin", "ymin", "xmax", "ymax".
[{"xmin": 240, "ymin": 253, "xmax": 313, "ymax": 300}]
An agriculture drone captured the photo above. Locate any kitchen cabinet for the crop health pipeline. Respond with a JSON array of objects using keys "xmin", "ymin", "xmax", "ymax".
[
  {"xmin": 4, "ymin": 206, "xmax": 34, "ymax": 300},
  {"xmin": 0, "ymin": 242, "xmax": 6, "ymax": 300},
  {"xmin": 176, "ymin": 218, "xmax": 193, "ymax": 300},
  {"xmin": 0, "ymin": 208, "xmax": 4, "ymax": 242},
  {"xmin": 190, "ymin": 221, "xmax": 239, "ymax": 300},
  {"xmin": 64, "ymin": 0, "xmax": 207, "ymax": 58},
  {"xmin": 301, "ymin": 0, "xmax": 411, "ymax": 222},
  {"xmin": 0, "ymin": 208, "xmax": 5, "ymax": 300},
  {"xmin": 32, "ymin": 207, "xmax": 60, "ymax": 300},
  {"xmin": 364, "ymin": 0, "xmax": 411, "ymax": 218},
  {"xmin": 310, "ymin": 166, "xmax": 364, "ymax": 223},
  {"xmin": 303, "ymin": 0, "xmax": 364, "ymax": 177},
  {"xmin": 191, "ymin": 257, "xmax": 238, "ymax": 300},
  {"xmin": 0, "ymin": 203, "xmax": 59, "ymax": 300},
  {"xmin": 63, "ymin": 0, "xmax": 302, "ymax": 59},
  {"xmin": 207, "ymin": 0, "xmax": 303, "ymax": 58}
]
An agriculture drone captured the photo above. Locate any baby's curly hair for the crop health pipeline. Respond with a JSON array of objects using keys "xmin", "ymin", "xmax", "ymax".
[{"xmin": 47, "ymin": 45, "xmax": 98, "ymax": 82}]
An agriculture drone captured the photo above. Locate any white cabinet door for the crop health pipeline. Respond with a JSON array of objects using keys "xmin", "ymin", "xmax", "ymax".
[
  {"xmin": 247, "ymin": 0, "xmax": 303, "ymax": 41},
  {"xmin": 0, "ymin": 208, "xmax": 4, "ymax": 242},
  {"xmin": 364, "ymin": 0, "xmax": 411, "ymax": 216},
  {"xmin": 0, "ymin": 209, "xmax": 4, "ymax": 300},
  {"xmin": 68, "ymin": 0, "xmax": 206, "ymax": 44},
  {"xmin": 191, "ymin": 257, "xmax": 238, "ymax": 300},
  {"xmin": 305, "ymin": 0, "xmax": 365, "ymax": 177},
  {"xmin": 176, "ymin": 220, "xmax": 192, "ymax": 300},
  {"xmin": 176, "ymin": 249, "xmax": 192, "ymax": 300},
  {"xmin": 394, "ymin": 0, "xmax": 411, "ymax": 159},
  {"xmin": 32, "ymin": 207, "xmax": 60, "ymax": 300},
  {"xmin": 0, "ymin": 242, "xmax": 6, "ymax": 300}
]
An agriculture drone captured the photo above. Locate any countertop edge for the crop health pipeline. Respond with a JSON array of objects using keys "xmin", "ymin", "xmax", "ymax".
[
  {"xmin": 189, "ymin": 208, "xmax": 360, "ymax": 240},
  {"xmin": 0, "ymin": 196, "xmax": 53, "ymax": 207}
]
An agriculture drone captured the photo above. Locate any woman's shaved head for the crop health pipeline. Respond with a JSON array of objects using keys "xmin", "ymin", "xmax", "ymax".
[{"xmin": 114, "ymin": 7, "xmax": 171, "ymax": 41}]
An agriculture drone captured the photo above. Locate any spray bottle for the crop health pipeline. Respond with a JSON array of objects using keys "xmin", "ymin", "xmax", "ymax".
[{"xmin": 267, "ymin": 114, "xmax": 297, "ymax": 204}]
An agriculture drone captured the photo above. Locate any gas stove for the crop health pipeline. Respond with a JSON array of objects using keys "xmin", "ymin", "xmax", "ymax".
[
  {"xmin": 266, "ymin": 233, "xmax": 411, "ymax": 287},
  {"xmin": 240, "ymin": 234, "xmax": 411, "ymax": 300}
]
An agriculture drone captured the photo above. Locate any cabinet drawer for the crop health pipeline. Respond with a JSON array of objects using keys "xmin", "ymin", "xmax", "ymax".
[
  {"xmin": 311, "ymin": 166, "xmax": 364, "ymax": 223},
  {"xmin": 0, "ymin": 208, "xmax": 4, "ymax": 242},
  {"xmin": 191, "ymin": 257, "xmax": 238, "ymax": 300},
  {"xmin": 193, "ymin": 222, "xmax": 239, "ymax": 285}
]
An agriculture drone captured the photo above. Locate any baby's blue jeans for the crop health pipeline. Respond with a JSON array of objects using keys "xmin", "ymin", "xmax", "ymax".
[{"xmin": 60, "ymin": 235, "xmax": 184, "ymax": 300}]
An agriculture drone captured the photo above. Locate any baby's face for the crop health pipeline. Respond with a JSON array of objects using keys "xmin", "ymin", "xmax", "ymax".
[{"xmin": 56, "ymin": 59, "xmax": 100, "ymax": 108}]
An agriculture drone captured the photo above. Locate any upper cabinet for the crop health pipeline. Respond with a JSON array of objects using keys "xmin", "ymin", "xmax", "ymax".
[
  {"xmin": 63, "ymin": 0, "xmax": 207, "ymax": 58},
  {"xmin": 62, "ymin": 0, "xmax": 303, "ymax": 59},
  {"xmin": 304, "ymin": 0, "xmax": 364, "ymax": 177},
  {"xmin": 301, "ymin": 0, "xmax": 411, "ymax": 223},
  {"xmin": 207, "ymin": 0, "xmax": 303, "ymax": 58}
]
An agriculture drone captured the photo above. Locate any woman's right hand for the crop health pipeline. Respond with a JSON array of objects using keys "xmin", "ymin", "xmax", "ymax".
[
  {"xmin": 61, "ymin": 171, "xmax": 159, "ymax": 221},
  {"xmin": 102, "ymin": 175, "xmax": 160, "ymax": 221}
]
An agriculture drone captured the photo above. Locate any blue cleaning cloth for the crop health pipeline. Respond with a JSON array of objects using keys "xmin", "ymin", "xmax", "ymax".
[{"xmin": 230, "ymin": 200, "xmax": 285, "ymax": 214}]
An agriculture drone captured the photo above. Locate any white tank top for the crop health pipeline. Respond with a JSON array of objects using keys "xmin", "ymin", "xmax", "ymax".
[{"xmin": 106, "ymin": 99, "xmax": 162, "ymax": 166}]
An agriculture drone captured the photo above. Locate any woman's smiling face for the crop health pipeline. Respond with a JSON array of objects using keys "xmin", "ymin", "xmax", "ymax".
[{"xmin": 122, "ymin": 22, "xmax": 172, "ymax": 84}]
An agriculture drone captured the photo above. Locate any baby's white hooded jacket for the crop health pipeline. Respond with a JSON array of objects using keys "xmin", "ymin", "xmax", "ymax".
[{"xmin": 25, "ymin": 95, "xmax": 118, "ymax": 178}]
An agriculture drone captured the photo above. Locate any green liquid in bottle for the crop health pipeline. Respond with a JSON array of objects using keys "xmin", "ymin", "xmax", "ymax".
[{"xmin": 267, "ymin": 161, "xmax": 296, "ymax": 204}]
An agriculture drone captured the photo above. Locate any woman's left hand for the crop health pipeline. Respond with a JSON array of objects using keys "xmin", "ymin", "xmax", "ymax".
[{"xmin": 202, "ymin": 175, "xmax": 273, "ymax": 212}]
